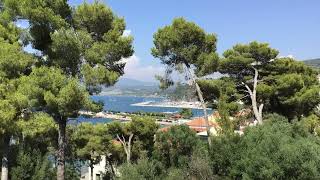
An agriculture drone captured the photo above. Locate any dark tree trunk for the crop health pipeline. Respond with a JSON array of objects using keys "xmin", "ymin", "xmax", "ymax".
[
  {"xmin": 106, "ymin": 154, "xmax": 116, "ymax": 179},
  {"xmin": 57, "ymin": 119, "xmax": 66, "ymax": 180},
  {"xmin": 1, "ymin": 135, "xmax": 10, "ymax": 180},
  {"xmin": 90, "ymin": 163, "xmax": 94, "ymax": 180}
]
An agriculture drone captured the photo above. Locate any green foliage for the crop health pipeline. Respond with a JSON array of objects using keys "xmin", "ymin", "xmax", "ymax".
[
  {"xmin": 197, "ymin": 78, "xmax": 240, "ymax": 112},
  {"xmin": 11, "ymin": 148, "xmax": 55, "ymax": 180},
  {"xmin": 216, "ymin": 94, "xmax": 235, "ymax": 134},
  {"xmin": 118, "ymin": 130, "xmax": 211, "ymax": 180},
  {"xmin": 187, "ymin": 148, "xmax": 214, "ymax": 180},
  {"xmin": 198, "ymin": 78, "xmax": 240, "ymax": 134},
  {"xmin": 50, "ymin": 28, "xmax": 89, "ymax": 76},
  {"xmin": 208, "ymin": 117, "xmax": 320, "ymax": 180},
  {"xmin": 73, "ymin": 2, "xmax": 134, "ymax": 92},
  {"xmin": 73, "ymin": 2, "xmax": 115, "ymax": 41},
  {"xmin": 71, "ymin": 123, "xmax": 111, "ymax": 165},
  {"xmin": 0, "ymin": 40, "xmax": 33, "ymax": 80},
  {"xmin": 2, "ymin": 0, "xmax": 133, "ymax": 94},
  {"xmin": 0, "ymin": 2, "xmax": 133, "ymax": 177},
  {"xmin": 220, "ymin": 41, "xmax": 279, "ymax": 78},
  {"xmin": 13, "ymin": 0, "xmax": 70, "ymax": 52},
  {"xmin": 118, "ymin": 158, "xmax": 164, "ymax": 180},
  {"xmin": 153, "ymin": 125, "xmax": 201, "ymax": 168},
  {"xmin": 0, "ymin": 99, "xmax": 16, "ymax": 134},
  {"xmin": 0, "ymin": 24, "xmax": 18, "ymax": 43},
  {"xmin": 261, "ymin": 60, "xmax": 320, "ymax": 119},
  {"xmin": 108, "ymin": 116, "xmax": 159, "ymax": 160},
  {"xmin": 231, "ymin": 120, "xmax": 320, "ymax": 179},
  {"xmin": 152, "ymin": 17, "xmax": 219, "ymax": 88},
  {"xmin": 215, "ymin": 41, "xmax": 320, "ymax": 119},
  {"xmin": 179, "ymin": 108, "xmax": 193, "ymax": 119},
  {"xmin": 167, "ymin": 82, "xmax": 196, "ymax": 101},
  {"xmin": 210, "ymin": 134, "xmax": 241, "ymax": 176},
  {"xmin": 17, "ymin": 66, "xmax": 97, "ymax": 119},
  {"xmin": 18, "ymin": 112, "xmax": 56, "ymax": 138},
  {"xmin": 298, "ymin": 114, "xmax": 320, "ymax": 135}
]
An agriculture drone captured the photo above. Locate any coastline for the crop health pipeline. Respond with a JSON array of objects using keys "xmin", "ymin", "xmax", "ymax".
[{"xmin": 131, "ymin": 101, "xmax": 211, "ymax": 110}]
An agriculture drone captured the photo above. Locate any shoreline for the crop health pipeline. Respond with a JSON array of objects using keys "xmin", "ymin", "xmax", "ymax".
[{"xmin": 131, "ymin": 101, "xmax": 211, "ymax": 110}]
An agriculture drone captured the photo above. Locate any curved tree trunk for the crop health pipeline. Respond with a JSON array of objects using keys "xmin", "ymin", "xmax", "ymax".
[
  {"xmin": 244, "ymin": 68, "xmax": 264, "ymax": 124},
  {"xmin": 195, "ymin": 82, "xmax": 211, "ymax": 145},
  {"xmin": 57, "ymin": 120, "xmax": 66, "ymax": 180},
  {"xmin": 1, "ymin": 136, "xmax": 10, "ymax": 180},
  {"xmin": 117, "ymin": 134, "xmax": 134, "ymax": 164},
  {"xmin": 185, "ymin": 66, "xmax": 211, "ymax": 146}
]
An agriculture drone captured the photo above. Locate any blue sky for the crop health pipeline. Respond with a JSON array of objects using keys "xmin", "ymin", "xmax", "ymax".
[{"xmin": 72, "ymin": 1, "xmax": 320, "ymax": 81}]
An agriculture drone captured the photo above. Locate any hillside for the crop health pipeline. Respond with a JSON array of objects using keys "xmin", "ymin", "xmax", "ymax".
[
  {"xmin": 114, "ymin": 78, "xmax": 158, "ymax": 88},
  {"xmin": 100, "ymin": 78, "xmax": 160, "ymax": 96},
  {"xmin": 303, "ymin": 58, "xmax": 320, "ymax": 68},
  {"xmin": 100, "ymin": 78, "xmax": 197, "ymax": 100}
]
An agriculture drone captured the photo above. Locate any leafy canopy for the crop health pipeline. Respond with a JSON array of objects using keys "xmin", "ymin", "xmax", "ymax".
[{"xmin": 152, "ymin": 18, "xmax": 219, "ymax": 88}]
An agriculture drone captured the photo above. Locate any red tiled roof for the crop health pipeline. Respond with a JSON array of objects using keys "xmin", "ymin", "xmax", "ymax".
[
  {"xmin": 186, "ymin": 117, "xmax": 218, "ymax": 127},
  {"xmin": 186, "ymin": 117, "xmax": 219, "ymax": 133},
  {"xmin": 159, "ymin": 126, "xmax": 170, "ymax": 132},
  {"xmin": 212, "ymin": 111, "xmax": 221, "ymax": 119},
  {"xmin": 112, "ymin": 139, "xmax": 121, "ymax": 145}
]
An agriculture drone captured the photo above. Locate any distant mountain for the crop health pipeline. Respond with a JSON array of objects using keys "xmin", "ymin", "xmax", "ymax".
[
  {"xmin": 114, "ymin": 78, "xmax": 158, "ymax": 88},
  {"xmin": 303, "ymin": 58, "xmax": 320, "ymax": 68},
  {"xmin": 100, "ymin": 78, "xmax": 160, "ymax": 96}
]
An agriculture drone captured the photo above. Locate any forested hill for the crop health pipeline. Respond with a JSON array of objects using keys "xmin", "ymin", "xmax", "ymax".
[{"xmin": 303, "ymin": 58, "xmax": 320, "ymax": 68}]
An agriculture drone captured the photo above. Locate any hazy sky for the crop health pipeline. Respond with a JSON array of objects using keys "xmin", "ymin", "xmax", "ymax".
[{"xmin": 69, "ymin": 0, "xmax": 320, "ymax": 81}]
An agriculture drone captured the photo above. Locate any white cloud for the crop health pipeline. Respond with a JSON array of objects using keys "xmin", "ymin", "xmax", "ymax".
[
  {"xmin": 278, "ymin": 54, "xmax": 295, "ymax": 59},
  {"xmin": 122, "ymin": 55, "xmax": 164, "ymax": 82},
  {"xmin": 122, "ymin": 29, "xmax": 132, "ymax": 37}
]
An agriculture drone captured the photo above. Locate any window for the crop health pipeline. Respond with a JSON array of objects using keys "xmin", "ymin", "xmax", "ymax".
[{"xmin": 96, "ymin": 174, "xmax": 101, "ymax": 180}]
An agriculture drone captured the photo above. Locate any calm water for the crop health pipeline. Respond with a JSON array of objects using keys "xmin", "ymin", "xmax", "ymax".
[
  {"xmin": 92, "ymin": 95, "xmax": 212, "ymax": 117},
  {"xmin": 71, "ymin": 95, "xmax": 212, "ymax": 124}
]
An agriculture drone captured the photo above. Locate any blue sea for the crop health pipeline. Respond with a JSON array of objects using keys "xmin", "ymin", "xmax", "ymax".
[{"xmin": 71, "ymin": 95, "xmax": 212, "ymax": 124}]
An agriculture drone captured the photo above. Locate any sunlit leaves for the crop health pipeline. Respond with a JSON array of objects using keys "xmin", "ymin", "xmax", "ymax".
[
  {"xmin": 18, "ymin": 112, "xmax": 56, "ymax": 137},
  {"xmin": 50, "ymin": 28, "xmax": 92, "ymax": 76},
  {"xmin": 152, "ymin": 17, "xmax": 219, "ymax": 88},
  {"xmin": 0, "ymin": 99, "xmax": 16, "ymax": 134},
  {"xmin": 0, "ymin": 40, "xmax": 34, "ymax": 79},
  {"xmin": 73, "ymin": 2, "xmax": 114, "ymax": 41},
  {"xmin": 17, "ymin": 67, "xmax": 96, "ymax": 119},
  {"xmin": 71, "ymin": 123, "xmax": 111, "ymax": 163}
]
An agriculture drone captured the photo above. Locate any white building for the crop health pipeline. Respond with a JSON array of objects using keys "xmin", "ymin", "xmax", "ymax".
[{"xmin": 80, "ymin": 156, "xmax": 106, "ymax": 180}]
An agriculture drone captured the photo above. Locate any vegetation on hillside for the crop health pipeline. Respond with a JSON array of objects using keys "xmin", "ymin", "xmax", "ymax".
[
  {"xmin": 0, "ymin": 1, "xmax": 319, "ymax": 180},
  {"xmin": 304, "ymin": 58, "xmax": 320, "ymax": 68}
]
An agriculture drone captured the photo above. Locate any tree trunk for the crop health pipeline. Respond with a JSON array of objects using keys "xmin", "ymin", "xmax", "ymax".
[
  {"xmin": 90, "ymin": 163, "xmax": 94, "ymax": 180},
  {"xmin": 1, "ymin": 136, "xmax": 10, "ymax": 180},
  {"xmin": 106, "ymin": 153, "xmax": 116, "ymax": 179},
  {"xmin": 117, "ymin": 134, "xmax": 133, "ymax": 164},
  {"xmin": 57, "ymin": 120, "xmax": 66, "ymax": 180},
  {"xmin": 185, "ymin": 66, "xmax": 211, "ymax": 146},
  {"xmin": 195, "ymin": 82, "xmax": 211, "ymax": 144},
  {"xmin": 244, "ymin": 68, "xmax": 264, "ymax": 124}
]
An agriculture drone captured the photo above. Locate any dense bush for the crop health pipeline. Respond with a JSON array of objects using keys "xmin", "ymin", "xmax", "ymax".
[
  {"xmin": 209, "ymin": 116, "xmax": 320, "ymax": 180},
  {"xmin": 153, "ymin": 125, "xmax": 202, "ymax": 168}
]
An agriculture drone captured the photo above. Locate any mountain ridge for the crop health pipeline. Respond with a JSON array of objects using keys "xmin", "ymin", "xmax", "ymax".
[
  {"xmin": 114, "ymin": 78, "xmax": 158, "ymax": 88},
  {"xmin": 303, "ymin": 58, "xmax": 320, "ymax": 68}
]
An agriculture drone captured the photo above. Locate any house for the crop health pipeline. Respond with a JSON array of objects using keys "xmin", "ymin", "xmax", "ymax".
[
  {"xmin": 186, "ymin": 116, "xmax": 220, "ymax": 136},
  {"xmin": 80, "ymin": 156, "xmax": 106, "ymax": 180},
  {"xmin": 158, "ymin": 112, "xmax": 222, "ymax": 135}
]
